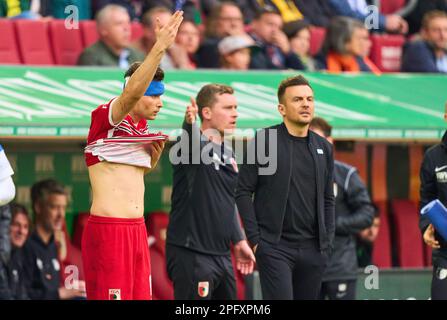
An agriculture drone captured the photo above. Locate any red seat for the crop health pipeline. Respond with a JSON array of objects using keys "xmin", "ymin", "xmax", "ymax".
[
  {"xmin": 369, "ymin": 34, "xmax": 405, "ymax": 72},
  {"xmin": 380, "ymin": 0, "xmax": 406, "ymax": 14},
  {"xmin": 0, "ymin": 19, "xmax": 21, "ymax": 64},
  {"xmin": 424, "ymin": 245, "xmax": 432, "ymax": 267},
  {"xmin": 372, "ymin": 201, "xmax": 392, "ymax": 268},
  {"xmin": 80, "ymin": 20, "xmax": 99, "ymax": 48},
  {"xmin": 14, "ymin": 20, "xmax": 54, "ymax": 65},
  {"xmin": 309, "ymin": 26, "xmax": 326, "ymax": 56},
  {"xmin": 147, "ymin": 211, "xmax": 169, "ymax": 255},
  {"xmin": 147, "ymin": 211, "xmax": 173, "ymax": 300},
  {"xmin": 72, "ymin": 212, "xmax": 90, "ymax": 250},
  {"xmin": 131, "ymin": 22, "xmax": 143, "ymax": 42},
  {"xmin": 49, "ymin": 20, "xmax": 84, "ymax": 65},
  {"xmin": 391, "ymin": 199, "xmax": 425, "ymax": 268}
]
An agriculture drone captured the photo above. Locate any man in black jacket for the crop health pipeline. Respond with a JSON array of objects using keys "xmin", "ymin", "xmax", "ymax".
[
  {"xmin": 310, "ymin": 117, "xmax": 374, "ymax": 300},
  {"xmin": 420, "ymin": 101, "xmax": 447, "ymax": 300},
  {"xmin": 235, "ymin": 75, "xmax": 335, "ymax": 300},
  {"xmin": 249, "ymin": 7, "xmax": 306, "ymax": 70},
  {"xmin": 166, "ymin": 84, "xmax": 255, "ymax": 300}
]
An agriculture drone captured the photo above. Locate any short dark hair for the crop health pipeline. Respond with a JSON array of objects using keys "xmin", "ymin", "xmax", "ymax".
[
  {"xmin": 254, "ymin": 5, "xmax": 280, "ymax": 20},
  {"xmin": 310, "ymin": 117, "xmax": 333, "ymax": 138},
  {"xmin": 422, "ymin": 10, "xmax": 447, "ymax": 30},
  {"xmin": 196, "ymin": 84, "xmax": 234, "ymax": 121},
  {"xmin": 277, "ymin": 75, "xmax": 313, "ymax": 103},
  {"xmin": 31, "ymin": 179, "xmax": 66, "ymax": 210},
  {"xmin": 10, "ymin": 202, "xmax": 30, "ymax": 226},
  {"xmin": 206, "ymin": 1, "xmax": 241, "ymax": 37},
  {"xmin": 124, "ymin": 62, "xmax": 164, "ymax": 82}
]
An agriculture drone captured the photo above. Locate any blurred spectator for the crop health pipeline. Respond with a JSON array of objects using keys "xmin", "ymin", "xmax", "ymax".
[
  {"xmin": 401, "ymin": 10, "xmax": 447, "ymax": 74},
  {"xmin": 173, "ymin": 19, "xmax": 200, "ymax": 69},
  {"xmin": 22, "ymin": 179, "xmax": 86, "ymax": 300},
  {"xmin": 249, "ymin": 7, "xmax": 304, "ymax": 70},
  {"xmin": 254, "ymin": 0, "xmax": 304, "ymax": 24},
  {"xmin": 294, "ymin": 0, "xmax": 334, "ymax": 28},
  {"xmin": 328, "ymin": 0, "xmax": 408, "ymax": 34},
  {"xmin": 310, "ymin": 117, "xmax": 375, "ymax": 301},
  {"xmin": 357, "ymin": 207, "xmax": 380, "ymax": 268},
  {"xmin": 405, "ymin": 0, "xmax": 447, "ymax": 35},
  {"xmin": 197, "ymin": 2, "xmax": 245, "ymax": 68},
  {"xmin": 134, "ymin": 6, "xmax": 171, "ymax": 53},
  {"xmin": 77, "ymin": 4, "xmax": 145, "ymax": 68},
  {"xmin": 218, "ymin": 34, "xmax": 256, "ymax": 69},
  {"xmin": 0, "ymin": 0, "xmax": 39, "ymax": 18},
  {"xmin": 142, "ymin": 0, "xmax": 198, "ymax": 22},
  {"xmin": 134, "ymin": 7, "xmax": 198, "ymax": 69},
  {"xmin": 95, "ymin": 0, "xmax": 143, "ymax": 20},
  {"xmin": 7, "ymin": 203, "xmax": 30, "ymax": 300},
  {"xmin": 283, "ymin": 20, "xmax": 316, "ymax": 71},
  {"xmin": 201, "ymin": 0, "xmax": 259, "ymax": 24},
  {"xmin": 317, "ymin": 17, "xmax": 381, "ymax": 74}
]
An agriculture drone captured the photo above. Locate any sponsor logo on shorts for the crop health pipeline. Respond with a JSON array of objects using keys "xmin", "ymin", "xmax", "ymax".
[
  {"xmin": 109, "ymin": 289, "xmax": 121, "ymax": 300},
  {"xmin": 198, "ymin": 281, "xmax": 209, "ymax": 298}
]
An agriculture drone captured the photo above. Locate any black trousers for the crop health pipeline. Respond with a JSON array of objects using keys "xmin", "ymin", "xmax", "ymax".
[
  {"xmin": 255, "ymin": 239, "xmax": 328, "ymax": 300},
  {"xmin": 320, "ymin": 280, "xmax": 357, "ymax": 300},
  {"xmin": 166, "ymin": 244, "xmax": 236, "ymax": 300},
  {"xmin": 432, "ymin": 266, "xmax": 447, "ymax": 300}
]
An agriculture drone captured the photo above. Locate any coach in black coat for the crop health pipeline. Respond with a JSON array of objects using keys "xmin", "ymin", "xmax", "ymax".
[{"xmin": 235, "ymin": 75, "xmax": 335, "ymax": 300}]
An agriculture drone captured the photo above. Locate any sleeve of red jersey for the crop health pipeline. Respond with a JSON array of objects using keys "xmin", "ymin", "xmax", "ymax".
[{"xmin": 89, "ymin": 98, "xmax": 121, "ymax": 141}]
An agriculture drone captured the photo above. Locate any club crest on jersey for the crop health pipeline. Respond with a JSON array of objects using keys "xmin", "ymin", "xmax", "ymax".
[
  {"xmin": 436, "ymin": 170, "xmax": 447, "ymax": 183},
  {"xmin": 198, "ymin": 281, "xmax": 209, "ymax": 298},
  {"xmin": 109, "ymin": 289, "xmax": 121, "ymax": 300}
]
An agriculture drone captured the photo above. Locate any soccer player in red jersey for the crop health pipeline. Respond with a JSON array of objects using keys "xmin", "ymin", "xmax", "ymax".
[{"xmin": 81, "ymin": 11, "xmax": 183, "ymax": 300}]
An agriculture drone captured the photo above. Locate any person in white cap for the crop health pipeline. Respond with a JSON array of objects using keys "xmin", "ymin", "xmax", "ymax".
[{"xmin": 218, "ymin": 35, "xmax": 257, "ymax": 70}]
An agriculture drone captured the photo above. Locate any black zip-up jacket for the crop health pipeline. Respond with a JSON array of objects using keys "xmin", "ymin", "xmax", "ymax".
[
  {"xmin": 323, "ymin": 161, "xmax": 375, "ymax": 281},
  {"xmin": 235, "ymin": 123, "xmax": 335, "ymax": 251},
  {"xmin": 420, "ymin": 130, "xmax": 447, "ymax": 268},
  {"xmin": 166, "ymin": 121, "xmax": 245, "ymax": 255}
]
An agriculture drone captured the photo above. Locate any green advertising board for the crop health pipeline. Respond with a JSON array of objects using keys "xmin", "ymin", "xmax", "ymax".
[{"xmin": 0, "ymin": 66, "xmax": 446, "ymax": 140}]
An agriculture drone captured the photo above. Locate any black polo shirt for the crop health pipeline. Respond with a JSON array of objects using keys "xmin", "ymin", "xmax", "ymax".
[{"xmin": 22, "ymin": 231, "xmax": 60, "ymax": 300}]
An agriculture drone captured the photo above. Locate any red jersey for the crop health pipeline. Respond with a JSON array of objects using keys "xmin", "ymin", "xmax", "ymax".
[{"xmin": 85, "ymin": 98, "xmax": 165, "ymax": 168}]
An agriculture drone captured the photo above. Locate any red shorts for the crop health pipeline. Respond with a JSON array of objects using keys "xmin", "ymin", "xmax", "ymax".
[{"xmin": 81, "ymin": 215, "xmax": 152, "ymax": 300}]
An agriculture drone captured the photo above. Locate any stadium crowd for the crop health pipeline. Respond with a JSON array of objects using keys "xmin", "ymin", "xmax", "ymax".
[{"xmin": 0, "ymin": 0, "xmax": 446, "ymax": 73}]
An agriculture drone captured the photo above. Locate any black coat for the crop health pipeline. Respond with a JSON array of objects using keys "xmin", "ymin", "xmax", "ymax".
[
  {"xmin": 323, "ymin": 161, "xmax": 375, "ymax": 281},
  {"xmin": 235, "ymin": 122, "xmax": 335, "ymax": 251},
  {"xmin": 420, "ymin": 130, "xmax": 447, "ymax": 268}
]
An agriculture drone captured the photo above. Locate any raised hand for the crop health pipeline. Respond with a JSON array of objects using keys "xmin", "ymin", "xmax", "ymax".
[
  {"xmin": 185, "ymin": 97, "xmax": 199, "ymax": 124},
  {"xmin": 155, "ymin": 11, "xmax": 184, "ymax": 51}
]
